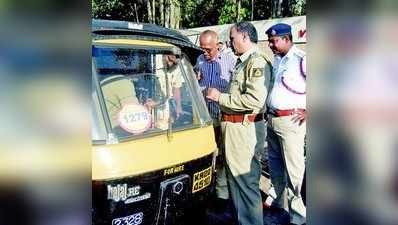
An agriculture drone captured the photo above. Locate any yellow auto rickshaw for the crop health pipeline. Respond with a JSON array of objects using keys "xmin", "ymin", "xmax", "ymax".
[{"xmin": 92, "ymin": 20, "xmax": 217, "ymax": 225}]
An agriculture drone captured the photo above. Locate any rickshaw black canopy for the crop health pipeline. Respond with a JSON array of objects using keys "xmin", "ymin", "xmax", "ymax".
[{"xmin": 92, "ymin": 19, "xmax": 203, "ymax": 64}]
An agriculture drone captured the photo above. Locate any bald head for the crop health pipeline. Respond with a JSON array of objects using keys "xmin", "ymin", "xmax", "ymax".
[
  {"xmin": 200, "ymin": 30, "xmax": 219, "ymax": 44},
  {"xmin": 199, "ymin": 30, "xmax": 219, "ymax": 61}
]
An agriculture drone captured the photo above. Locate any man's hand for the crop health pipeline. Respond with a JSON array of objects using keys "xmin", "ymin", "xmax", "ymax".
[
  {"xmin": 196, "ymin": 71, "xmax": 202, "ymax": 80},
  {"xmin": 292, "ymin": 110, "xmax": 307, "ymax": 125},
  {"xmin": 175, "ymin": 105, "xmax": 183, "ymax": 119},
  {"xmin": 144, "ymin": 99, "xmax": 157, "ymax": 110},
  {"xmin": 206, "ymin": 88, "xmax": 221, "ymax": 102}
]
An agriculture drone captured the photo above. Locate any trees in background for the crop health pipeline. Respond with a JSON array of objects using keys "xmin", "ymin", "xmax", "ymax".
[{"xmin": 92, "ymin": 0, "xmax": 306, "ymax": 29}]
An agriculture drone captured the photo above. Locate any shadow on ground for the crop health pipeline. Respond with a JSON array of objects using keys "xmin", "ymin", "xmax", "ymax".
[{"xmin": 206, "ymin": 200, "xmax": 290, "ymax": 225}]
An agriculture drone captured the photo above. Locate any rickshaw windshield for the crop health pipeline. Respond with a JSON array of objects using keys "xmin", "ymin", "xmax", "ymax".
[{"xmin": 92, "ymin": 45, "xmax": 209, "ymax": 142}]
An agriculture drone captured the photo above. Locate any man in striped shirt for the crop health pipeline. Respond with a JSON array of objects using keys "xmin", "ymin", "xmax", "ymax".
[
  {"xmin": 196, "ymin": 30, "xmax": 236, "ymax": 125},
  {"xmin": 195, "ymin": 30, "xmax": 236, "ymax": 208}
]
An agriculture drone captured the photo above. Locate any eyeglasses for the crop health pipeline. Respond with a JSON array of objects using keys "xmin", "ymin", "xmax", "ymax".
[{"xmin": 201, "ymin": 47, "xmax": 213, "ymax": 53}]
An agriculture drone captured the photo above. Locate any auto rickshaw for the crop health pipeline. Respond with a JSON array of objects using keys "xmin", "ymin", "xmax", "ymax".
[{"xmin": 92, "ymin": 20, "xmax": 217, "ymax": 225}]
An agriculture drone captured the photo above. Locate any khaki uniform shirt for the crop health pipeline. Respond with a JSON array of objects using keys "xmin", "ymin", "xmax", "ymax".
[
  {"xmin": 218, "ymin": 46, "xmax": 271, "ymax": 115},
  {"xmin": 154, "ymin": 65, "xmax": 183, "ymax": 130}
]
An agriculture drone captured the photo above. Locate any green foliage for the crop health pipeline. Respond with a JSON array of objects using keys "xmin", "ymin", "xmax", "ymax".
[
  {"xmin": 218, "ymin": 1, "xmax": 237, "ymax": 24},
  {"xmin": 252, "ymin": 0, "xmax": 273, "ymax": 20},
  {"xmin": 218, "ymin": 0, "xmax": 256, "ymax": 24},
  {"xmin": 291, "ymin": 0, "xmax": 306, "ymax": 16},
  {"xmin": 178, "ymin": 0, "xmax": 200, "ymax": 27},
  {"xmin": 238, "ymin": 1, "xmax": 251, "ymax": 21},
  {"xmin": 284, "ymin": 0, "xmax": 306, "ymax": 17},
  {"xmin": 92, "ymin": 0, "xmax": 305, "ymax": 27},
  {"xmin": 92, "ymin": 0, "xmax": 146, "ymax": 21},
  {"xmin": 178, "ymin": 0, "xmax": 222, "ymax": 28}
]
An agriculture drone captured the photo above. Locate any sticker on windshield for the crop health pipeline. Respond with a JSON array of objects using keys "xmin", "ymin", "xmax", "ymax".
[{"xmin": 117, "ymin": 104, "xmax": 152, "ymax": 134}]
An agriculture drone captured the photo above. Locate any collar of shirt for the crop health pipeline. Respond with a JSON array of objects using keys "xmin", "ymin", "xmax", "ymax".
[
  {"xmin": 209, "ymin": 51, "xmax": 224, "ymax": 63},
  {"xmin": 198, "ymin": 51, "xmax": 219, "ymax": 62},
  {"xmin": 276, "ymin": 44, "xmax": 299, "ymax": 62},
  {"xmin": 214, "ymin": 51, "xmax": 223, "ymax": 62},
  {"xmin": 238, "ymin": 45, "xmax": 257, "ymax": 63}
]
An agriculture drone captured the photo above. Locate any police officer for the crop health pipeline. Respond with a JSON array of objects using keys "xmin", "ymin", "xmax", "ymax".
[
  {"xmin": 207, "ymin": 21, "xmax": 272, "ymax": 225},
  {"xmin": 265, "ymin": 23, "xmax": 307, "ymax": 225}
]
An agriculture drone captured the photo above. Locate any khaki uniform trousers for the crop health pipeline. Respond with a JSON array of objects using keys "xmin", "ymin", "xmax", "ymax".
[
  {"xmin": 267, "ymin": 114, "xmax": 306, "ymax": 225},
  {"xmin": 218, "ymin": 120, "xmax": 266, "ymax": 225}
]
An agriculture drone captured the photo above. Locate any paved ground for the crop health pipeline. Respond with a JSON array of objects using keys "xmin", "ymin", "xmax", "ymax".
[
  {"xmin": 206, "ymin": 201, "xmax": 290, "ymax": 225},
  {"xmin": 206, "ymin": 175, "xmax": 291, "ymax": 225}
]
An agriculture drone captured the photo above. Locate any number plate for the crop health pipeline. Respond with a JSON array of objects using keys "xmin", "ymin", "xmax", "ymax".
[
  {"xmin": 112, "ymin": 212, "xmax": 144, "ymax": 225},
  {"xmin": 192, "ymin": 166, "xmax": 212, "ymax": 193}
]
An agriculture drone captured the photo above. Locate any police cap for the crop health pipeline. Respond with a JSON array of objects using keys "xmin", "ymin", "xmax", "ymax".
[{"xmin": 265, "ymin": 23, "xmax": 292, "ymax": 37}]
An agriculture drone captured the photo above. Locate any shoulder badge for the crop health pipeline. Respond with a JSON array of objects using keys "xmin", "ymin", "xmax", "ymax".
[{"xmin": 252, "ymin": 68, "xmax": 264, "ymax": 78}]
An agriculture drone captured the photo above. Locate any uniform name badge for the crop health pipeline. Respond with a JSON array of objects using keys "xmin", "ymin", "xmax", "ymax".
[{"xmin": 117, "ymin": 104, "xmax": 152, "ymax": 134}]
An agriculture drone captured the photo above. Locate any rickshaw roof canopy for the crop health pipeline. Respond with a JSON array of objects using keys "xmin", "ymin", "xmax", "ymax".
[{"xmin": 92, "ymin": 19, "xmax": 202, "ymax": 62}]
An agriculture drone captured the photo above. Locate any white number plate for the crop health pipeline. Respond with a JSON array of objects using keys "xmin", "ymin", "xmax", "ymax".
[{"xmin": 112, "ymin": 212, "xmax": 143, "ymax": 225}]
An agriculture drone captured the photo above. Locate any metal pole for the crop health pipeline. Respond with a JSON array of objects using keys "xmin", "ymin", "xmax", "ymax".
[{"xmin": 251, "ymin": 0, "xmax": 254, "ymax": 20}]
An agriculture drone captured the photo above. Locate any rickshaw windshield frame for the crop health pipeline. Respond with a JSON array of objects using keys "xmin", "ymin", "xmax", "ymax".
[{"xmin": 92, "ymin": 43, "xmax": 211, "ymax": 144}]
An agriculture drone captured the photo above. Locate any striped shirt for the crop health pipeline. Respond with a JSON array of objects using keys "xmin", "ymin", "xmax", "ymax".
[{"xmin": 195, "ymin": 51, "xmax": 236, "ymax": 121}]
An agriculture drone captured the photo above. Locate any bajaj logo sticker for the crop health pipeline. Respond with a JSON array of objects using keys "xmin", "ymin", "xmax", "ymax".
[
  {"xmin": 192, "ymin": 166, "xmax": 212, "ymax": 193},
  {"xmin": 107, "ymin": 184, "xmax": 151, "ymax": 204},
  {"xmin": 112, "ymin": 212, "xmax": 143, "ymax": 225},
  {"xmin": 125, "ymin": 192, "xmax": 151, "ymax": 204},
  {"xmin": 108, "ymin": 184, "xmax": 138, "ymax": 201}
]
